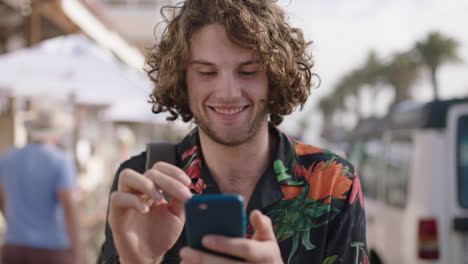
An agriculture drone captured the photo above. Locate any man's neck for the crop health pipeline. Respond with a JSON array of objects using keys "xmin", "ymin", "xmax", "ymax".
[{"xmin": 198, "ymin": 124, "xmax": 274, "ymax": 200}]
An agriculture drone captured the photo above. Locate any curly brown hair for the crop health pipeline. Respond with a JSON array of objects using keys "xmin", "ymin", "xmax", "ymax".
[{"xmin": 147, "ymin": 0, "xmax": 316, "ymax": 125}]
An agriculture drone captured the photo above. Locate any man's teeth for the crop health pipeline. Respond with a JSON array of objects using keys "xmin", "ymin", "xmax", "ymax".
[{"xmin": 213, "ymin": 107, "xmax": 244, "ymax": 115}]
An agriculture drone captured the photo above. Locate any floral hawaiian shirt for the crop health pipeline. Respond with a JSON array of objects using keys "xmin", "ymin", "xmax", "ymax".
[{"xmin": 101, "ymin": 125, "xmax": 368, "ymax": 264}]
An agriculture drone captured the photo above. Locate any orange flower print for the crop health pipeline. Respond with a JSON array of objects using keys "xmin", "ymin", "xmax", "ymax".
[
  {"xmin": 363, "ymin": 254, "xmax": 369, "ymax": 264},
  {"xmin": 295, "ymin": 142, "xmax": 322, "ymax": 156},
  {"xmin": 184, "ymin": 157, "xmax": 201, "ymax": 179},
  {"xmin": 302, "ymin": 160, "xmax": 352, "ymax": 204},
  {"xmin": 189, "ymin": 178, "xmax": 206, "ymax": 194},
  {"xmin": 293, "ymin": 164, "xmax": 303, "ymax": 177},
  {"xmin": 280, "ymin": 185, "xmax": 303, "ymax": 200},
  {"xmin": 246, "ymin": 224, "xmax": 254, "ymax": 239},
  {"xmin": 182, "ymin": 145, "xmax": 199, "ymax": 160},
  {"xmin": 349, "ymin": 172, "xmax": 364, "ymax": 208}
]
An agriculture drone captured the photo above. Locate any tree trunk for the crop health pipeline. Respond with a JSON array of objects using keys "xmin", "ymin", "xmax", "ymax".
[
  {"xmin": 371, "ymin": 85, "xmax": 379, "ymax": 117},
  {"xmin": 430, "ymin": 66, "xmax": 440, "ymax": 100},
  {"xmin": 354, "ymin": 94, "xmax": 363, "ymax": 122},
  {"xmin": 321, "ymin": 113, "xmax": 333, "ymax": 141},
  {"xmin": 0, "ymin": 38, "xmax": 5, "ymax": 54},
  {"xmin": 394, "ymin": 85, "xmax": 411, "ymax": 104},
  {"xmin": 26, "ymin": 9, "xmax": 41, "ymax": 47}
]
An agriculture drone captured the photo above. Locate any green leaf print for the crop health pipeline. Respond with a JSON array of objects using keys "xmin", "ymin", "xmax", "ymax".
[
  {"xmin": 304, "ymin": 204, "xmax": 330, "ymax": 218},
  {"xmin": 274, "ymin": 160, "xmax": 292, "ymax": 182},
  {"xmin": 301, "ymin": 229, "xmax": 315, "ymax": 250},
  {"xmin": 351, "ymin": 242, "xmax": 367, "ymax": 264},
  {"xmin": 296, "ymin": 217, "xmax": 306, "ymax": 231},
  {"xmin": 267, "ymin": 183, "xmax": 342, "ymax": 264},
  {"xmin": 323, "ymin": 156, "xmax": 336, "ymax": 169},
  {"xmin": 287, "ymin": 233, "xmax": 300, "ymax": 264},
  {"xmin": 341, "ymin": 165, "xmax": 350, "ymax": 176},
  {"xmin": 322, "ymin": 255, "xmax": 338, "ymax": 264},
  {"xmin": 283, "ymin": 211, "xmax": 299, "ymax": 223},
  {"xmin": 287, "ymin": 180, "xmax": 305, "ymax": 186}
]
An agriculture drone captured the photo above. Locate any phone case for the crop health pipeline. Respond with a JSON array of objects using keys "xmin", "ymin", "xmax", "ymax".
[{"xmin": 184, "ymin": 194, "xmax": 247, "ymax": 259}]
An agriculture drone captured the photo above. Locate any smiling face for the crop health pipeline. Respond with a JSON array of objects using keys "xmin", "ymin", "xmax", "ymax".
[{"xmin": 186, "ymin": 24, "xmax": 269, "ymax": 146}]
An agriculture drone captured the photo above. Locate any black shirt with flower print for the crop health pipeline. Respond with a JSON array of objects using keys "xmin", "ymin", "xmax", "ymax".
[{"xmin": 101, "ymin": 126, "xmax": 368, "ymax": 264}]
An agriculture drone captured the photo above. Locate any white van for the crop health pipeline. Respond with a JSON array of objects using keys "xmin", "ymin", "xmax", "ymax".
[{"xmin": 347, "ymin": 97, "xmax": 468, "ymax": 264}]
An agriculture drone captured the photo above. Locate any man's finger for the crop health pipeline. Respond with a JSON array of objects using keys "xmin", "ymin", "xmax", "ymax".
[
  {"xmin": 251, "ymin": 210, "xmax": 276, "ymax": 241},
  {"xmin": 179, "ymin": 247, "xmax": 245, "ymax": 264},
  {"xmin": 109, "ymin": 191, "xmax": 150, "ymax": 215},
  {"xmin": 167, "ymin": 196, "xmax": 186, "ymax": 217},
  {"xmin": 201, "ymin": 235, "xmax": 266, "ymax": 261},
  {"xmin": 146, "ymin": 169, "xmax": 192, "ymax": 201},
  {"xmin": 118, "ymin": 169, "xmax": 163, "ymax": 201},
  {"xmin": 152, "ymin": 161, "xmax": 192, "ymax": 186}
]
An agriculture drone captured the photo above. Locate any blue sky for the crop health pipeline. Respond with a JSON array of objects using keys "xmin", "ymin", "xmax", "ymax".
[{"xmin": 277, "ymin": 0, "xmax": 468, "ymax": 142}]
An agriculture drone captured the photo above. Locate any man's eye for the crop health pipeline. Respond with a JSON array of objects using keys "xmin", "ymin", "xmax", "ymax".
[
  {"xmin": 239, "ymin": 71, "xmax": 257, "ymax": 76},
  {"xmin": 199, "ymin": 71, "xmax": 217, "ymax": 76}
]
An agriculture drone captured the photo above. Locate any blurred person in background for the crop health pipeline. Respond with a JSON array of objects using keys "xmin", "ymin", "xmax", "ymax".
[
  {"xmin": 100, "ymin": 0, "xmax": 367, "ymax": 263},
  {"xmin": 0, "ymin": 109, "xmax": 80, "ymax": 264}
]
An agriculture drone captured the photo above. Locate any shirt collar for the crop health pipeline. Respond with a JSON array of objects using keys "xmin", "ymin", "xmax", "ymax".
[{"xmin": 176, "ymin": 125, "xmax": 305, "ymax": 211}]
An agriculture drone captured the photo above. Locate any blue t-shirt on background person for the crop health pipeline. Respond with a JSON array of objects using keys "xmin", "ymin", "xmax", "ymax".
[{"xmin": 0, "ymin": 143, "xmax": 76, "ymax": 249}]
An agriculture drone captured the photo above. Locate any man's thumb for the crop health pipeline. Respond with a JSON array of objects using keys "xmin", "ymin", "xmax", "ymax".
[{"xmin": 251, "ymin": 210, "xmax": 276, "ymax": 241}]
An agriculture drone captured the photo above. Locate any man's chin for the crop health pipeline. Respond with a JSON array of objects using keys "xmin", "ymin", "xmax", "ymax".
[
  {"xmin": 195, "ymin": 112, "xmax": 268, "ymax": 146},
  {"xmin": 205, "ymin": 132, "xmax": 251, "ymax": 147}
]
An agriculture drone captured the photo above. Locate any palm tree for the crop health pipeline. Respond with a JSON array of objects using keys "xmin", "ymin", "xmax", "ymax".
[
  {"xmin": 319, "ymin": 95, "xmax": 339, "ymax": 139},
  {"xmin": 415, "ymin": 31, "xmax": 461, "ymax": 100},
  {"xmin": 362, "ymin": 51, "xmax": 385, "ymax": 115},
  {"xmin": 332, "ymin": 51, "xmax": 384, "ymax": 121},
  {"xmin": 362, "ymin": 50, "xmax": 383, "ymax": 87},
  {"xmin": 332, "ymin": 68, "xmax": 367, "ymax": 121},
  {"xmin": 381, "ymin": 51, "xmax": 420, "ymax": 105}
]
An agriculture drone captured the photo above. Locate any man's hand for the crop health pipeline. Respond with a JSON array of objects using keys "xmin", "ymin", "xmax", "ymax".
[
  {"xmin": 109, "ymin": 162, "xmax": 193, "ymax": 264},
  {"xmin": 179, "ymin": 210, "xmax": 283, "ymax": 264}
]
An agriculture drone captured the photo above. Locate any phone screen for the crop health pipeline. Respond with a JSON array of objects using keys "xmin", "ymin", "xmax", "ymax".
[{"xmin": 184, "ymin": 194, "xmax": 246, "ymax": 260}]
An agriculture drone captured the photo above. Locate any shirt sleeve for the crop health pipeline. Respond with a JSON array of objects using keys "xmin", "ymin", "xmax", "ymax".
[
  {"xmin": 323, "ymin": 172, "xmax": 369, "ymax": 264},
  {"xmin": 0, "ymin": 157, "xmax": 4, "ymax": 186},
  {"xmin": 100, "ymin": 153, "xmax": 146, "ymax": 264},
  {"xmin": 0, "ymin": 152, "xmax": 10, "ymax": 187},
  {"xmin": 99, "ymin": 151, "xmax": 184, "ymax": 264},
  {"xmin": 56, "ymin": 155, "xmax": 77, "ymax": 191}
]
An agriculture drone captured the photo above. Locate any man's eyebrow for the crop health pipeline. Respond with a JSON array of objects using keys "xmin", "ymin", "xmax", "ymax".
[
  {"xmin": 239, "ymin": 60, "xmax": 260, "ymax": 66},
  {"xmin": 189, "ymin": 60, "xmax": 259, "ymax": 66},
  {"xmin": 190, "ymin": 60, "xmax": 214, "ymax": 65}
]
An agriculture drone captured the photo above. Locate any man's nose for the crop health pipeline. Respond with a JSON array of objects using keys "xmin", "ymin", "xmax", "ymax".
[{"xmin": 214, "ymin": 72, "xmax": 241, "ymax": 100}]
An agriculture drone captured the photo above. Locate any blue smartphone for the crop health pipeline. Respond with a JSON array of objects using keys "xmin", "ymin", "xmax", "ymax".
[{"xmin": 184, "ymin": 194, "xmax": 246, "ymax": 260}]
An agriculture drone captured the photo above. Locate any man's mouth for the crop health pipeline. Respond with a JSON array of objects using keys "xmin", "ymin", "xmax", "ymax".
[{"xmin": 209, "ymin": 106, "xmax": 249, "ymax": 115}]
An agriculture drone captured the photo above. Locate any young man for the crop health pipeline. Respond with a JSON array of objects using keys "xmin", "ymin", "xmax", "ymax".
[
  {"xmin": 0, "ymin": 109, "xmax": 80, "ymax": 264},
  {"xmin": 101, "ymin": 0, "xmax": 367, "ymax": 263}
]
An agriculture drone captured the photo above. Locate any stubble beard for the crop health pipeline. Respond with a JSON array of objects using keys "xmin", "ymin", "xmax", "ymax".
[{"xmin": 193, "ymin": 102, "xmax": 269, "ymax": 147}]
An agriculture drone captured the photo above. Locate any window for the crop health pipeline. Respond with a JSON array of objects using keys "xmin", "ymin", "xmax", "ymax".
[
  {"xmin": 458, "ymin": 115, "xmax": 468, "ymax": 208},
  {"xmin": 348, "ymin": 140, "xmax": 384, "ymax": 200},
  {"xmin": 384, "ymin": 138, "xmax": 412, "ymax": 208}
]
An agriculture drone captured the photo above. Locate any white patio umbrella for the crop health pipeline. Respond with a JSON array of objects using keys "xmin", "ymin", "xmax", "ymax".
[{"xmin": 0, "ymin": 34, "xmax": 168, "ymax": 123}]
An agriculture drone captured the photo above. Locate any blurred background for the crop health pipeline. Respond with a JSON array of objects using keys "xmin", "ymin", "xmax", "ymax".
[{"xmin": 0, "ymin": 0, "xmax": 467, "ymax": 263}]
